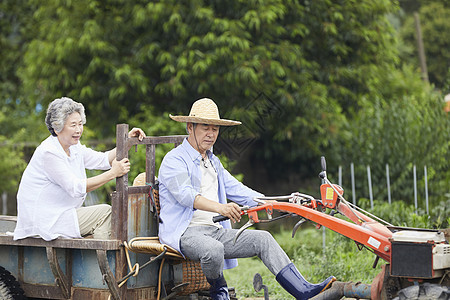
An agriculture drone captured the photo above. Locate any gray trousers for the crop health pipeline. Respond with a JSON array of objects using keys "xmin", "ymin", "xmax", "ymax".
[{"xmin": 180, "ymin": 226, "xmax": 291, "ymax": 280}]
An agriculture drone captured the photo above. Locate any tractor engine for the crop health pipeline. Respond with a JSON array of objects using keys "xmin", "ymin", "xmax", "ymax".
[{"xmin": 390, "ymin": 229, "xmax": 450, "ymax": 279}]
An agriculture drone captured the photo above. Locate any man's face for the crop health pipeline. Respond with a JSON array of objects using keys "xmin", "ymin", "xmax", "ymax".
[{"xmin": 188, "ymin": 123, "xmax": 220, "ymax": 154}]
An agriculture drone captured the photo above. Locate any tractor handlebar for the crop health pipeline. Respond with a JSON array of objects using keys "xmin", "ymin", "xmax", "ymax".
[{"xmin": 212, "ymin": 214, "xmax": 229, "ymax": 223}]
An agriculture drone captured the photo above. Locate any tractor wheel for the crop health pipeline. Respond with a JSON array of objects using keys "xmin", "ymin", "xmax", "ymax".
[
  {"xmin": 0, "ymin": 266, "xmax": 26, "ymax": 300},
  {"xmin": 393, "ymin": 283, "xmax": 449, "ymax": 300}
]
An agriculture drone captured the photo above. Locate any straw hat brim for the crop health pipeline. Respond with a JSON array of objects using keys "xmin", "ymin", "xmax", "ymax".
[{"xmin": 169, "ymin": 114, "xmax": 241, "ymax": 126}]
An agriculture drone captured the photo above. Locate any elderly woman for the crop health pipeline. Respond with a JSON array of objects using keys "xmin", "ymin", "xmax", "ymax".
[{"xmin": 13, "ymin": 97, "xmax": 145, "ymax": 241}]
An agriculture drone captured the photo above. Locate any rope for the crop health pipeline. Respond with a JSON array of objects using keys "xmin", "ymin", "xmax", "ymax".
[
  {"xmin": 120, "ymin": 241, "xmax": 141, "ymax": 286},
  {"xmin": 157, "ymin": 257, "xmax": 166, "ymax": 300},
  {"xmin": 107, "ymin": 242, "xmax": 140, "ymax": 300},
  {"xmin": 107, "ymin": 241, "xmax": 169, "ymax": 300}
]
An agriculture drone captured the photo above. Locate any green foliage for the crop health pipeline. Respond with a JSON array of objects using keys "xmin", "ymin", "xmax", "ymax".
[
  {"xmin": 126, "ymin": 106, "xmax": 186, "ymax": 183},
  {"xmin": 0, "ymin": 138, "xmax": 26, "ymax": 193},
  {"xmin": 0, "ymin": 0, "xmax": 448, "ymax": 212},
  {"xmin": 0, "ymin": 1, "xmax": 48, "ymax": 195},
  {"xmin": 430, "ymin": 199, "xmax": 450, "ymax": 229},
  {"xmin": 0, "ymin": 0, "xmax": 34, "ymax": 102},
  {"xmin": 358, "ymin": 198, "xmax": 449, "ymax": 229},
  {"xmin": 15, "ymin": 0, "xmax": 399, "ymax": 153},
  {"xmin": 0, "ymin": 0, "xmax": 47, "ymax": 141},
  {"xmin": 360, "ymin": 198, "xmax": 416, "ymax": 227},
  {"xmin": 399, "ymin": 1, "xmax": 450, "ymax": 89},
  {"xmin": 0, "ymin": 114, "xmax": 27, "ymax": 193},
  {"xmin": 330, "ymin": 65, "xmax": 450, "ymax": 207}
]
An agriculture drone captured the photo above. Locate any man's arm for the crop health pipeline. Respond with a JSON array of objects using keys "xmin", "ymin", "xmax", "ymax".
[
  {"xmin": 159, "ymin": 154, "xmax": 199, "ymax": 208},
  {"xmin": 193, "ymin": 195, "xmax": 242, "ymax": 223}
]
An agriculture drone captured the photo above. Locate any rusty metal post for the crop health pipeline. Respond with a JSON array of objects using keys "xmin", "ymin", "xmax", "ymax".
[
  {"xmin": 424, "ymin": 166, "xmax": 429, "ymax": 214},
  {"xmin": 367, "ymin": 165, "xmax": 373, "ymax": 209},
  {"xmin": 386, "ymin": 164, "xmax": 391, "ymax": 205},
  {"xmin": 350, "ymin": 162, "xmax": 356, "ymax": 205},
  {"xmin": 413, "ymin": 164, "xmax": 418, "ymax": 214}
]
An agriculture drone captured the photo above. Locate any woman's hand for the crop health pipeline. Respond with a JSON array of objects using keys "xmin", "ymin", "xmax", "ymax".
[
  {"xmin": 86, "ymin": 157, "xmax": 130, "ymax": 192},
  {"xmin": 106, "ymin": 128, "xmax": 145, "ymax": 165},
  {"xmin": 128, "ymin": 127, "xmax": 146, "ymax": 141},
  {"xmin": 110, "ymin": 158, "xmax": 131, "ymax": 178}
]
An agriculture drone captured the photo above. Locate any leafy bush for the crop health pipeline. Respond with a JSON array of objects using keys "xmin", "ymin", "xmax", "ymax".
[
  {"xmin": 399, "ymin": 1, "xmax": 450, "ymax": 89},
  {"xmin": 359, "ymin": 198, "xmax": 449, "ymax": 229},
  {"xmin": 330, "ymin": 70, "xmax": 450, "ymax": 210},
  {"xmin": 0, "ymin": 136, "xmax": 26, "ymax": 194}
]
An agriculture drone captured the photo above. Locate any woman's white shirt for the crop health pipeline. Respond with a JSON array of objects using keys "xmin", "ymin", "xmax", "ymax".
[{"xmin": 13, "ymin": 135, "xmax": 111, "ymax": 241}]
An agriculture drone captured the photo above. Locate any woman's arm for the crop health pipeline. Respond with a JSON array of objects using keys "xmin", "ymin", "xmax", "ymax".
[
  {"xmin": 86, "ymin": 157, "xmax": 130, "ymax": 193},
  {"xmin": 89, "ymin": 128, "xmax": 145, "ymax": 192},
  {"xmin": 107, "ymin": 149, "xmax": 116, "ymax": 166}
]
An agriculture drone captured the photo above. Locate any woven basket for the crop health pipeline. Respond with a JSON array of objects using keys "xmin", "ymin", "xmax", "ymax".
[
  {"xmin": 125, "ymin": 237, "xmax": 210, "ymax": 295},
  {"xmin": 178, "ymin": 260, "xmax": 210, "ymax": 295}
]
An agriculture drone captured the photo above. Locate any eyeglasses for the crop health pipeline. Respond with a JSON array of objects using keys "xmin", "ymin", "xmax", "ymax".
[{"xmin": 202, "ymin": 157, "xmax": 217, "ymax": 173}]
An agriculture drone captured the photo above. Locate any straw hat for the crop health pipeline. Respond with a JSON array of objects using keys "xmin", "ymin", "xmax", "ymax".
[{"xmin": 169, "ymin": 98, "xmax": 241, "ymax": 126}]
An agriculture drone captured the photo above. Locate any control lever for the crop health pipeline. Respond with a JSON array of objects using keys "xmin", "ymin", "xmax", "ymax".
[
  {"xmin": 319, "ymin": 156, "xmax": 327, "ymax": 180},
  {"xmin": 292, "ymin": 218, "xmax": 307, "ymax": 238},
  {"xmin": 253, "ymin": 273, "xmax": 269, "ymax": 300}
]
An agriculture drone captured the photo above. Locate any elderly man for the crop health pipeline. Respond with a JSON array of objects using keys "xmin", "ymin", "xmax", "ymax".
[{"xmin": 158, "ymin": 98, "xmax": 335, "ymax": 300}]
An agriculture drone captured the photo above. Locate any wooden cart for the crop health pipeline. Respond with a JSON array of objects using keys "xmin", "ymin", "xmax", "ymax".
[{"xmin": 0, "ymin": 123, "xmax": 209, "ymax": 299}]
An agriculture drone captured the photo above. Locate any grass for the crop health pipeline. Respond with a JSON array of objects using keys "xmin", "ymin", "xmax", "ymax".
[{"xmin": 224, "ymin": 225, "xmax": 383, "ymax": 299}]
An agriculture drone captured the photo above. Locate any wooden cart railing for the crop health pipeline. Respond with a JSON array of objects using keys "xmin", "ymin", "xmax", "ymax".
[{"xmin": 111, "ymin": 124, "xmax": 187, "ymax": 299}]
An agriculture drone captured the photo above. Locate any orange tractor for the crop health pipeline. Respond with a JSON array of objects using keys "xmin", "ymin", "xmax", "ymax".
[{"xmin": 214, "ymin": 157, "xmax": 450, "ymax": 299}]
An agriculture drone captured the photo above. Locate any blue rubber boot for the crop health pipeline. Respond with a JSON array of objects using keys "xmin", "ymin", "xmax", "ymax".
[
  {"xmin": 206, "ymin": 274, "xmax": 230, "ymax": 300},
  {"xmin": 276, "ymin": 263, "xmax": 336, "ymax": 300}
]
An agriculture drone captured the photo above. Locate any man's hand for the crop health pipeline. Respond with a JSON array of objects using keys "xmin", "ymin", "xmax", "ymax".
[
  {"xmin": 193, "ymin": 195, "xmax": 242, "ymax": 223},
  {"xmin": 217, "ymin": 202, "xmax": 241, "ymax": 223}
]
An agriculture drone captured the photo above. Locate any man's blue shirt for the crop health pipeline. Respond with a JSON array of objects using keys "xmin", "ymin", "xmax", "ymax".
[{"xmin": 158, "ymin": 138, "xmax": 262, "ymax": 270}]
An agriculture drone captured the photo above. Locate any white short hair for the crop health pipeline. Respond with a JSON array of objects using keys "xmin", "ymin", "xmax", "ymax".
[{"xmin": 45, "ymin": 97, "xmax": 86, "ymax": 136}]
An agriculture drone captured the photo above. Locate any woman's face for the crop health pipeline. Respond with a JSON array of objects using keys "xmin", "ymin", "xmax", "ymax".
[{"xmin": 56, "ymin": 112, "xmax": 83, "ymax": 151}]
